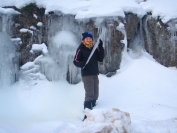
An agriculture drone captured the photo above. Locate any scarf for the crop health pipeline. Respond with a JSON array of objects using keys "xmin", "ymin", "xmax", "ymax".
[{"xmin": 83, "ymin": 41, "xmax": 93, "ymax": 49}]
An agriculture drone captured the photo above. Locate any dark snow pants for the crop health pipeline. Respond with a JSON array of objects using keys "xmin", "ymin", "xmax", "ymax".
[{"xmin": 82, "ymin": 75, "xmax": 99, "ymax": 102}]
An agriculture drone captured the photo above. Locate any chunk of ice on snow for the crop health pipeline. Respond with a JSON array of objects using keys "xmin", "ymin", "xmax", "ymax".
[{"xmin": 83, "ymin": 108, "xmax": 131, "ymax": 133}]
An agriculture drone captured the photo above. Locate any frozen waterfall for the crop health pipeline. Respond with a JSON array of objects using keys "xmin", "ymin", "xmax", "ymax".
[
  {"xmin": 0, "ymin": 15, "xmax": 19, "ymax": 88},
  {"xmin": 35, "ymin": 30, "xmax": 81, "ymax": 84}
]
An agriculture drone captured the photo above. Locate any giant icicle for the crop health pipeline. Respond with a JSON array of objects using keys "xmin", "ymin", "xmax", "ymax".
[{"xmin": 0, "ymin": 14, "xmax": 19, "ymax": 88}]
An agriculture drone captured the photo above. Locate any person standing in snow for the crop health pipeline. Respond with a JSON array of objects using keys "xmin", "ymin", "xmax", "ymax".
[{"xmin": 73, "ymin": 31, "xmax": 104, "ymax": 120}]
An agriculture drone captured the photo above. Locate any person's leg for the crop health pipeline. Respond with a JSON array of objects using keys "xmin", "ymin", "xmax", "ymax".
[
  {"xmin": 82, "ymin": 75, "xmax": 95, "ymax": 102},
  {"xmin": 94, "ymin": 75, "xmax": 99, "ymax": 100},
  {"xmin": 92, "ymin": 75, "xmax": 99, "ymax": 107},
  {"xmin": 82, "ymin": 76, "xmax": 94, "ymax": 120}
]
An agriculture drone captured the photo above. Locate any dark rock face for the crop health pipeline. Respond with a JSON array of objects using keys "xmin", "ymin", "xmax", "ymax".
[
  {"xmin": 12, "ymin": 5, "xmax": 46, "ymax": 66},
  {"xmin": 99, "ymin": 13, "xmax": 139, "ymax": 76},
  {"xmin": 98, "ymin": 20, "xmax": 124, "ymax": 75},
  {"xmin": 142, "ymin": 15, "xmax": 177, "ymax": 67},
  {"xmin": 125, "ymin": 13, "xmax": 139, "ymax": 41}
]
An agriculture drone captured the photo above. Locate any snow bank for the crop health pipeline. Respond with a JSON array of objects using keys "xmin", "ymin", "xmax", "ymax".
[
  {"xmin": 0, "ymin": 7, "xmax": 20, "ymax": 14},
  {"xmin": 0, "ymin": 52, "xmax": 177, "ymax": 133},
  {"xmin": 0, "ymin": 0, "xmax": 144, "ymax": 18},
  {"xmin": 20, "ymin": 62, "xmax": 35, "ymax": 71},
  {"xmin": 20, "ymin": 61, "xmax": 40, "ymax": 76},
  {"xmin": 140, "ymin": 0, "xmax": 177, "ymax": 23},
  {"xmin": 20, "ymin": 59, "xmax": 47, "ymax": 81},
  {"xmin": 1, "ymin": 0, "xmax": 177, "ymax": 23}
]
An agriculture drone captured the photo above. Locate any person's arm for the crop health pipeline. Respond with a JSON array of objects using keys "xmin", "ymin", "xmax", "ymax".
[
  {"xmin": 73, "ymin": 48, "xmax": 86, "ymax": 68},
  {"xmin": 97, "ymin": 39, "xmax": 104, "ymax": 62}
]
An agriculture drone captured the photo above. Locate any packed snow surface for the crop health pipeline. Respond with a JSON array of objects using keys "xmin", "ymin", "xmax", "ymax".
[{"xmin": 0, "ymin": 52, "xmax": 177, "ymax": 133}]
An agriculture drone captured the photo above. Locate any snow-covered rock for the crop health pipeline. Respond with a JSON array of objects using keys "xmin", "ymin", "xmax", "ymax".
[
  {"xmin": 37, "ymin": 22, "xmax": 43, "ymax": 27},
  {"xmin": 20, "ymin": 28, "xmax": 33, "ymax": 35},
  {"xmin": 31, "ymin": 43, "xmax": 48, "ymax": 55}
]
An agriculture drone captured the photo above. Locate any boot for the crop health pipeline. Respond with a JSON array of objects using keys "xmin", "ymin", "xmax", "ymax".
[
  {"xmin": 92, "ymin": 100, "xmax": 96, "ymax": 107},
  {"xmin": 83, "ymin": 101, "xmax": 92, "ymax": 121},
  {"xmin": 84, "ymin": 101, "xmax": 93, "ymax": 110}
]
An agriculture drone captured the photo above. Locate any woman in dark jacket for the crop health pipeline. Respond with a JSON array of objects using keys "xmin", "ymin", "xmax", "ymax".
[{"xmin": 73, "ymin": 31, "xmax": 104, "ymax": 120}]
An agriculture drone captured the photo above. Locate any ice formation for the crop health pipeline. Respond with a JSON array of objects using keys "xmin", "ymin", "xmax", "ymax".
[{"xmin": 0, "ymin": 15, "xmax": 19, "ymax": 88}]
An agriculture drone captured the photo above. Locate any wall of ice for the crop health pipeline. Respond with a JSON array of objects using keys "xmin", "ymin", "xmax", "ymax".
[
  {"xmin": 0, "ymin": 15, "xmax": 19, "ymax": 88},
  {"xmin": 44, "ymin": 13, "xmax": 83, "ymax": 83}
]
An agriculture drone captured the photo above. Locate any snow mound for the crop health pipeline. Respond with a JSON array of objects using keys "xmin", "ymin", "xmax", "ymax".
[
  {"xmin": 20, "ymin": 60, "xmax": 46, "ymax": 81},
  {"xmin": 81, "ymin": 108, "xmax": 131, "ymax": 133}
]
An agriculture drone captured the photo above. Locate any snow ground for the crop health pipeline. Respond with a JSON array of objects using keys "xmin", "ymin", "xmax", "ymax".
[{"xmin": 0, "ymin": 52, "xmax": 177, "ymax": 133}]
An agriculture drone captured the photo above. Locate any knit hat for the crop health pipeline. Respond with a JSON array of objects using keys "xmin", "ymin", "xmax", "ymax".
[{"xmin": 82, "ymin": 31, "xmax": 93, "ymax": 40}]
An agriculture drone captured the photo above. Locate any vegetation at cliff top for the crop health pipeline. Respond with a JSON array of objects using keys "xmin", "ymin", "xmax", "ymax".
[{"xmin": 20, "ymin": 3, "xmax": 36, "ymax": 12}]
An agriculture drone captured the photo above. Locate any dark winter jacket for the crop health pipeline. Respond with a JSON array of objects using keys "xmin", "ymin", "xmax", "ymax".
[{"xmin": 73, "ymin": 43, "xmax": 104, "ymax": 77}]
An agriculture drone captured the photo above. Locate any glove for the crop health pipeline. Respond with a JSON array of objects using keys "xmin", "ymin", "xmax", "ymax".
[{"xmin": 99, "ymin": 39, "xmax": 103, "ymax": 48}]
